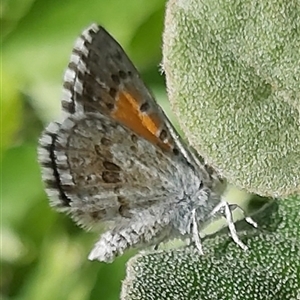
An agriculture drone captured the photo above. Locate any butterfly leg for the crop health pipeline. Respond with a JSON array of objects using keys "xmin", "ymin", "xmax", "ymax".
[
  {"xmin": 209, "ymin": 200, "xmax": 257, "ymax": 250},
  {"xmin": 226, "ymin": 203, "xmax": 258, "ymax": 228},
  {"xmin": 191, "ymin": 208, "xmax": 204, "ymax": 255}
]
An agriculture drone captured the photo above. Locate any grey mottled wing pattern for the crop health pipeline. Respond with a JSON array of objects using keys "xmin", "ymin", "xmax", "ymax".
[{"xmin": 38, "ymin": 113, "xmax": 196, "ymax": 229}]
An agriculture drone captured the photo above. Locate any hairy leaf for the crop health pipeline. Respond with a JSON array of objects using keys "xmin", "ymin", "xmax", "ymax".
[
  {"xmin": 122, "ymin": 196, "xmax": 300, "ymax": 299},
  {"xmin": 162, "ymin": 0, "xmax": 300, "ymax": 196}
]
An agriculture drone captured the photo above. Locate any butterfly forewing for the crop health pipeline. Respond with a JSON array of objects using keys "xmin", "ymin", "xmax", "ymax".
[{"xmin": 61, "ymin": 24, "xmax": 198, "ymax": 162}]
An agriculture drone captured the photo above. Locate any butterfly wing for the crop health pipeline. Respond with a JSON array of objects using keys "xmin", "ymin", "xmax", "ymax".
[
  {"xmin": 38, "ymin": 24, "xmax": 213, "ymax": 230},
  {"xmin": 62, "ymin": 24, "xmax": 198, "ymax": 163},
  {"xmin": 39, "ymin": 112, "xmax": 200, "ymax": 229}
]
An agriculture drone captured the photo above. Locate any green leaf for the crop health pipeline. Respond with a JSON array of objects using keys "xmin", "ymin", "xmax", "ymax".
[
  {"xmin": 122, "ymin": 196, "xmax": 300, "ymax": 299},
  {"xmin": 162, "ymin": 0, "xmax": 300, "ymax": 196}
]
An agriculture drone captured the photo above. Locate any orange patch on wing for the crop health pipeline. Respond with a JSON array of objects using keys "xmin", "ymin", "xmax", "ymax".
[{"xmin": 112, "ymin": 91, "xmax": 171, "ymax": 150}]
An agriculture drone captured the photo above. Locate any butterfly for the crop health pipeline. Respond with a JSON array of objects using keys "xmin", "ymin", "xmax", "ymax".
[{"xmin": 38, "ymin": 24, "xmax": 254, "ymax": 262}]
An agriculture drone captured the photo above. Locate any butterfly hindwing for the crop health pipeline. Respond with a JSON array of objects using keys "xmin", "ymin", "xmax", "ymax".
[{"xmin": 39, "ymin": 112, "xmax": 198, "ymax": 229}]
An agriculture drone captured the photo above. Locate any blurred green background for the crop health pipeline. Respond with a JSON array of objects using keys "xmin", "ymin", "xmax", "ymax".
[{"xmin": 1, "ymin": 1, "xmax": 173, "ymax": 299}]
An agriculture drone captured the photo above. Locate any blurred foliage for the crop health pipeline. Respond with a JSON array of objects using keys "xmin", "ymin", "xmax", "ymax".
[{"xmin": 1, "ymin": 1, "xmax": 170, "ymax": 300}]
